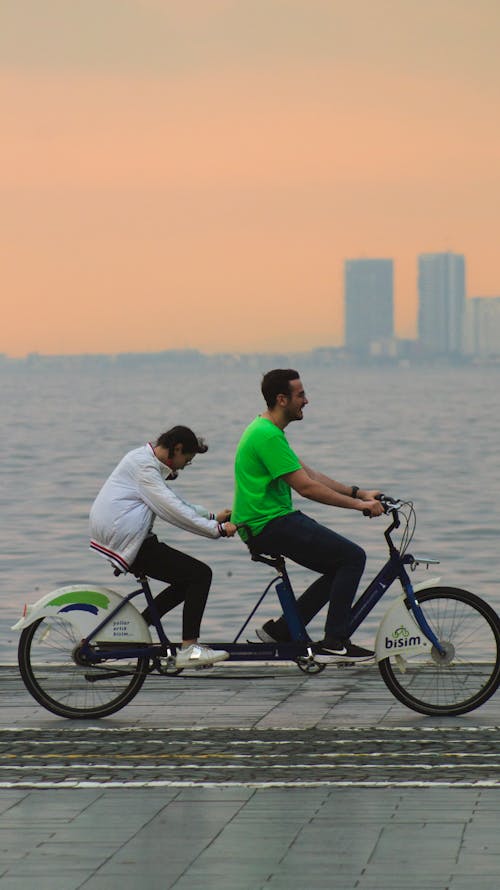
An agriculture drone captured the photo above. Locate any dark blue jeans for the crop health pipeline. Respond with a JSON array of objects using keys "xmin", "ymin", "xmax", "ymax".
[{"xmin": 251, "ymin": 511, "xmax": 366, "ymax": 642}]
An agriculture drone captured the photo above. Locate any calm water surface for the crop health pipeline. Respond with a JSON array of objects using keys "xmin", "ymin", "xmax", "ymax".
[{"xmin": 1, "ymin": 361, "xmax": 499, "ymax": 660}]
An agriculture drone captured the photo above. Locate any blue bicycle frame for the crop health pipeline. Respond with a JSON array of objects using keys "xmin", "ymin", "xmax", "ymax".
[{"xmin": 79, "ymin": 506, "xmax": 445, "ymax": 665}]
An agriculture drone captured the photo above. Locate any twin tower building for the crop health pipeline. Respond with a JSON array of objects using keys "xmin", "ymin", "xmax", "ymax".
[{"xmin": 344, "ymin": 252, "xmax": 470, "ymax": 358}]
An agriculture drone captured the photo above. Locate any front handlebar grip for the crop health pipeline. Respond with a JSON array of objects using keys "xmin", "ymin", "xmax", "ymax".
[{"xmin": 363, "ymin": 493, "xmax": 397, "ymax": 517}]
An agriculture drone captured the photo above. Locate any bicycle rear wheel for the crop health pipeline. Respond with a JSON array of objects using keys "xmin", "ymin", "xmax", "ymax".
[
  {"xmin": 379, "ymin": 587, "xmax": 500, "ymax": 716},
  {"xmin": 18, "ymin": 616, "xmax": 149, "ymax": 719}
]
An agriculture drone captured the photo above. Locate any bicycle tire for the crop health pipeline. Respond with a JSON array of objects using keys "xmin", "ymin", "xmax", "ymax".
[
  {"xmin": 18, "ymin": 615, "xmax": 149, "ymax": 719},
  {"xmin": 378, "ymin": 587, "xmax": 500, "ymax": 716}
]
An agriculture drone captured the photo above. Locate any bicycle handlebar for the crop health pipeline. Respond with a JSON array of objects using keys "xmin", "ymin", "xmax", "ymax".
[{"xmin": 362, "ymin": 493, "xmax": 400, "ymax": 518}]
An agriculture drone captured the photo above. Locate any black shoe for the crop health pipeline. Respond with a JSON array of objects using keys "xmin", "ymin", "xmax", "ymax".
[
  {"xmin": 255, "ymin": 620, "xmax": 291, "ymax": 643},
  {"xmin": 313, "ymin": 638, "xmax": 374, "ymax": 664}
]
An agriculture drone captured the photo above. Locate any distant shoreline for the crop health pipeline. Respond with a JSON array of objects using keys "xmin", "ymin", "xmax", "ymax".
[{"xmin": 1, "ymin": 347, "xmax": 498, "ymax": 369}]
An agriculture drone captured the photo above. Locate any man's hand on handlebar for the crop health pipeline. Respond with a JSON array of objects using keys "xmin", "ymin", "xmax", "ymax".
[
  {"xmin": 361, "ymin": 489, "xmax": 382, "ymax": 501},
  {"xmin": 358, "ymin": 497, "xmax": 385, "ymax": 518}
]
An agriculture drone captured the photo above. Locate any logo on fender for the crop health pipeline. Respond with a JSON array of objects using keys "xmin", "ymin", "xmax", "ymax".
[{"xmin": 385, "ymin": 625, "xmax": 421, "ymax": 649}]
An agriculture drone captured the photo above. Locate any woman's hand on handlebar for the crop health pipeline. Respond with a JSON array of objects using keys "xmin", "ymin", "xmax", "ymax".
[
  {"xmin": 216, "ymin": 508, "xmax": 232, "ymax": 523},
  {"xmin": 222, "ymin": 522, "xmax": 238, "ymax": 537},
  {"xmin": 215, "ymin": 509, "xmax": 238, "ymax": 537}
]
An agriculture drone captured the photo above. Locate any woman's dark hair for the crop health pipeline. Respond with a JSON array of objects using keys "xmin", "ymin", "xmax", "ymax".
[
  {"xmin": 261, "ymin": 368, "xmax": 300, "ymax": 409},
  {"xmin": 156, "ymin": 426, "xmax": 208, "ymax": 454}
]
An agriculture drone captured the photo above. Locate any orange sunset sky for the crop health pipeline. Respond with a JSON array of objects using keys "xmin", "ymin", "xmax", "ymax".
[{"xmin": 2, "ymin": 0, "xmax": 500, "ymax": 357}]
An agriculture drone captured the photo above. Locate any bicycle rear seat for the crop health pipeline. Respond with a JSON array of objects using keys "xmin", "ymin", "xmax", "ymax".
[
  {"xmin": 113, "ymin": 568, "xmax": 149, "ymax": 585},
  {"xmin": 238, "ymin": 523, "xmax": 285, "ymax": 571}
]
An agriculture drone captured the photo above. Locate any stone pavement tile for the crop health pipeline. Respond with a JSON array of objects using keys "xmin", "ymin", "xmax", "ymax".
[
  {"xmin": 174, "ymin": 787, "xmax": 253, "ymax": 801},
  {"xmin": 369, "ymin": 823, "xmax": 464, "ymax": 869},
  {"xmin": 319, "ymin": 791, "xmax": 399, "ymax": 819},
  {"xmin": 450, "ymin": 878, "xmax": 500, "ymax": 889},
  {"xmin": 259, "ymin": 855, "xmax": 362, "ymax": 879},
  {"xmin": 4, "ymin": 855, "xmax": 101, "ymax": 878},
  {"xmin": 461, "ymin": 826, "xmax": 500, "ymax": 849},
  {"xmin": 0, "ymin": 788, "xmax": 102, "ymax": 816},
  {"xmin": 265, "ymin": 879, "xmax": 359, "ymax": 890},
  {"xmin": 96, "ymin": 858, "xmax": 188, "ymax": 880},
  {"xmin": 171, "ymin": 877, "xmax": 277, "ymax": 890},
  {"xmin": 171, "ymin": 862, "xmax": 293, "ymax": 885},
  {"xmin": 0, "ymin": 875, "xmax": 90, "ymax": 890},
  {"xmin": 0, "ymin": 829, "xmax": 57, "ymax": 860},
  {"xmin": 215, "ymin": 793, "xmax": 307, "ymax": 813},
  {"xmin": 42, "ymin": 826, "xmax": 142, "ymax": 843},
  {"xmin": 69, "ymin": 801, "xmax": 171, "ymax": 828},
  {"xmin": 455, "ymin": 853, "xmax": 500, "ymax": 870},
  {"xmin": 35, "ymin": 839, "xmax": 123, "ymax": 856},
  {"xmin": 356, "ymin": 879, "xmax": 451, "ymax": 889},
  {"xmin": 287, "ymin": 828, "xmax": 380, "ymax": 857},
  {"xmin": 90, "ymin": 877, "xmax": 184, "ymax": 890},
  {"xmin": 0, "ymin": 792, "xmax": 29, "ymax": 815}
]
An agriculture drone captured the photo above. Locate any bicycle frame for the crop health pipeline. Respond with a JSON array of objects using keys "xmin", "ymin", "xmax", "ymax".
[{"xmin": 81, "ymin": 560, "xmax": 444, "ymax": 670}]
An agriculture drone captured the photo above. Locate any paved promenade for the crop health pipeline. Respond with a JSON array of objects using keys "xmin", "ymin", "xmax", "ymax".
[{"xmin": 1, "ymin": 661, "xmax": 500, "ymax": 889}]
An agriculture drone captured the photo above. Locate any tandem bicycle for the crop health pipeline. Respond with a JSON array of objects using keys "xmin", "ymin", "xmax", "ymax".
[{"xmin": 14, "ymin": 497, "xmax": 500, "ymax": 719}]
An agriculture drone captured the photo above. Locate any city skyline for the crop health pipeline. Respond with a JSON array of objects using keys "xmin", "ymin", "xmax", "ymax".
[
  {"xmin": 341, "ymin": 251, "xmax": 500, "ymax": 359},
  {"xmin": 2, "ymin": 247, "xmax": 499, "ymax": 360},
  {"xmin": 2, "ymin": 1, "xmax": 500, "ymax": 358}
]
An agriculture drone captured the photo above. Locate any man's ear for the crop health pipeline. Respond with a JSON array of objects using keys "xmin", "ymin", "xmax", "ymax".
[{"xmin": 172, "ymin": 443, "xmax": 183, "ymax": 457}]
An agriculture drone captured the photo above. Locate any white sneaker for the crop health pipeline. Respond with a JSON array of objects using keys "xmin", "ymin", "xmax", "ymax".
[{"xmin": 175, "ymin": 644, "xmax": 229, "ymax": 669}]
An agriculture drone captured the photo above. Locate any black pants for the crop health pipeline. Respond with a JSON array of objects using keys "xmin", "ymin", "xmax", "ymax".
[
  {"xmin": 252, "ymin": 511, "xmax": 366, "ymax": 641},
  {"xmin": 129, "ymin": 535, "xmax": 212, "ymax": 640}
]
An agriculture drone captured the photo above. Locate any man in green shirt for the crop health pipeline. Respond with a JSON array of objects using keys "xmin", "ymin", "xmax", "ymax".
[{"xmin": 232, "ymin": 368, "xmax": 384, "ymax": 663}]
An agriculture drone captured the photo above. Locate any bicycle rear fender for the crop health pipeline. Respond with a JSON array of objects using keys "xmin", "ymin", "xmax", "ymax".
[
  {"xmin": 11, "ymin": 585, "xmax": 152, "ymax": 643},
  {"xmin": 375, "ymin": 577, "xmax": 441, "ymax": 662}
]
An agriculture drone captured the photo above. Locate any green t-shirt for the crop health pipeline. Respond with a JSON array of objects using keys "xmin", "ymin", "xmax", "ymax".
[{"xmin": 232, "ymin": 416, "xmax": 302, "ymax": 539}]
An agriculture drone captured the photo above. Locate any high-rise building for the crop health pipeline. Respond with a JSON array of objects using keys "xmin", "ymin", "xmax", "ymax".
[
  {"xmin": 344, "ymin": 259, "xmax": 394, "ymax": 354},
  {"xmin": 463, "ymin": 296, "xmax": 500, "ymax": 357},
  {"xmin": 418, "ymin": 252, "xmax": 465, "ymax": 355}
]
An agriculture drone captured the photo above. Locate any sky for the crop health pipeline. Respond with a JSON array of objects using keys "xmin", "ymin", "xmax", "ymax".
[{"xmin": 2, "ymin": 0, "xmax": 500, "ymax": 357}]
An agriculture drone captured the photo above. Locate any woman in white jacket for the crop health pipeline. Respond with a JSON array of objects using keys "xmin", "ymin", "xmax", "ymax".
[{"xmin": 90, "ymin": 425, "xmax": 237, "ymax": 668}]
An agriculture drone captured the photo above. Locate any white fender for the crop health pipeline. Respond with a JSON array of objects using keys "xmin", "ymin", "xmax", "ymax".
[
  {"xmin": 413, "ymin": 576, "xmax": 441, "ymax": 593},
  {"xmin": 11, "ymin": 585, "xmax": 152, "ymax": 643},
  {"xmin": 374, "ymin": 582, "xmax": 439, "ymax": 664}
]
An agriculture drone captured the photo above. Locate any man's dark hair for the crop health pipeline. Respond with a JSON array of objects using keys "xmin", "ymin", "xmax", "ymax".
[
  {"xmin": 261, "ymin": 369, "xmax": 300, "ymax": 409},
  {"xmin": 156, "ymin": 425, "xmax": 208, "ymax": 454}
]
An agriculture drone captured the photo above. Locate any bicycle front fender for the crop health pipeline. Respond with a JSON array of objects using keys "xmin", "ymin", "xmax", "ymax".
[
  {"xmin": 11, "ymin": 584, "xmax": 152, "ymax": 644},
  {"xmin": 375, "ymin": 593, "xmax": 433, "ymax": 662}
]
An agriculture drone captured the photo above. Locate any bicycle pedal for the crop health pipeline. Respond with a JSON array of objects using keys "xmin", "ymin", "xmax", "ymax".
[
  {"xmin": 336, "ymin": 661, "xmax": 356, "ymax": 669},
  {"xmin": 195, "ymin": 663, "xmax": 215, "ymax": 671}
]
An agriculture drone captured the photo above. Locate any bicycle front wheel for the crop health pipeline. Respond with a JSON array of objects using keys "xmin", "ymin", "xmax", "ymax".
[
  {"xmin": 18, "ymin": 616, "xmax": 150, "ymax": 719},
  {"xmin": 378, "ymin": 587, "xmax": 500, "ymax": 716}
]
